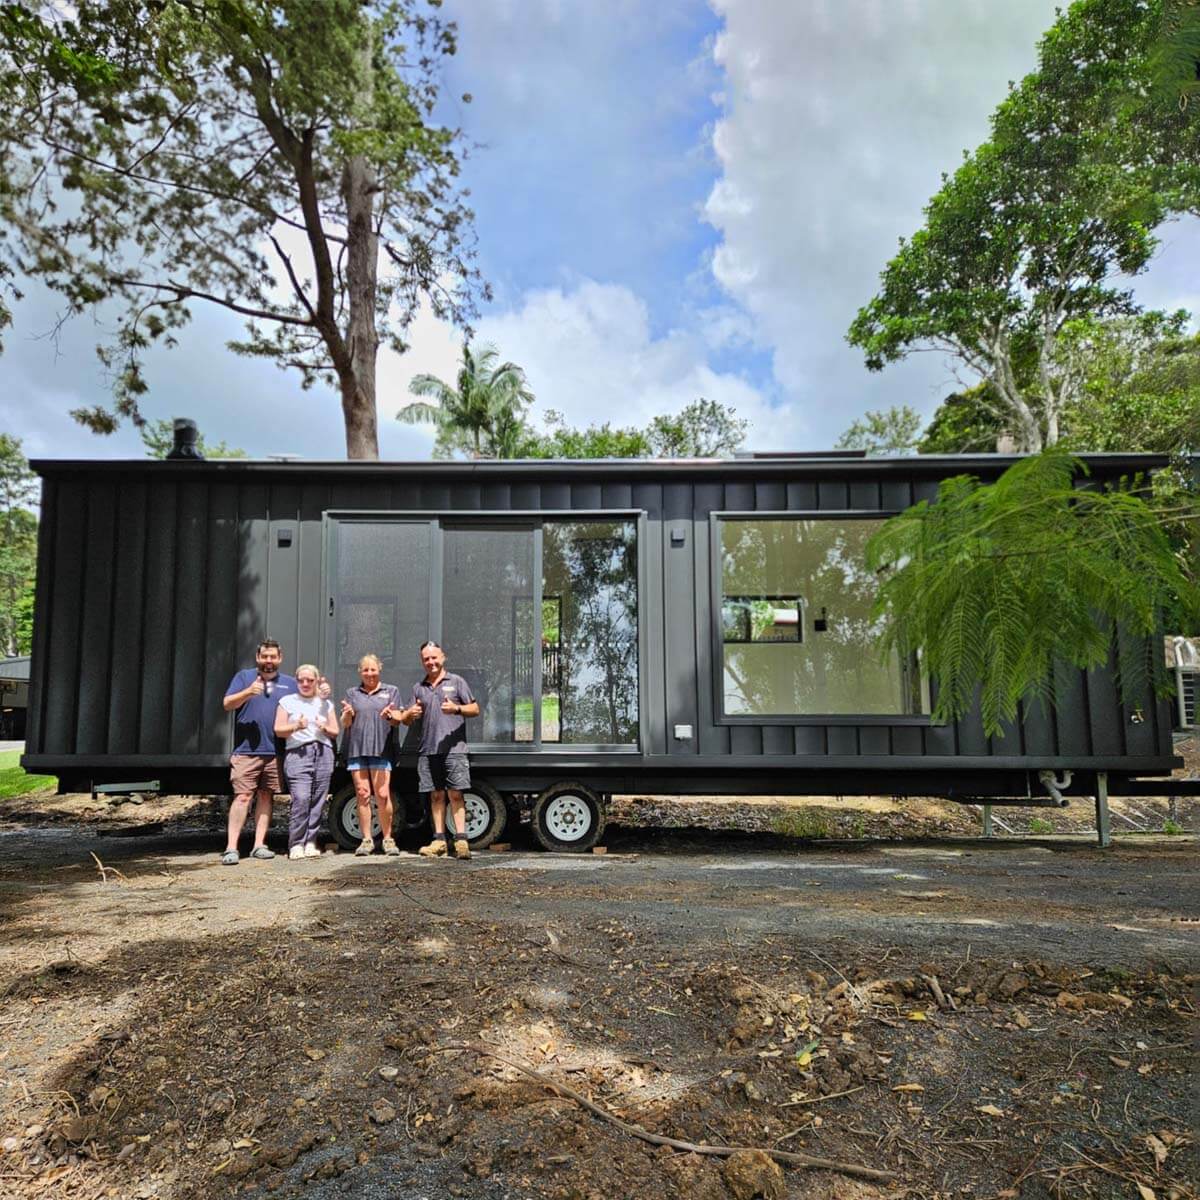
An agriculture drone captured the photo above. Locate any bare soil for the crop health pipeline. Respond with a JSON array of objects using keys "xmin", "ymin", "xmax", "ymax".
[{"xmin": 0, "ymin": 791, "xmax": 1196, "ymax": 1200}]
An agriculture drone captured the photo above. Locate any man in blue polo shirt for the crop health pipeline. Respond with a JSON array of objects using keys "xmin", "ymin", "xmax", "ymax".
[{"xmin": 221, "ymin": 638, "xmax": 298, "ymax": 866}]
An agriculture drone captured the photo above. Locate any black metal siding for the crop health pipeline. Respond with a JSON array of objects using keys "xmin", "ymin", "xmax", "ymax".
[{"xmin": 25, "ymin": 456, "xmax": 1176, "ymax": 775}]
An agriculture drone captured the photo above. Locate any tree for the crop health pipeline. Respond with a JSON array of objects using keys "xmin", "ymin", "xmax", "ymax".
[
  {"xmin": 0, "ymin": 0, "xmax": 484, "ymax": 459},
  {"xmin": 513, "ymin": 411, "xmax": 652, "ymax": 459},
  {"xmin": 848, "ymin": 0, "xmax": 1199, "ymax": 452},
  {"xmin": 0, "ymin": 435, "xmax": 38, "ymax": 657},
  {"xmin": 398, "ymin": 343, "xmax": 535, "ymax": 459},
  {"xmin": 646, "ymin": 398, "xmax": 748, "ymax": 457},
  {"xmin": 867, "ymin": 449, "xmax": 1200, "ymax": 736},
  {"xmin": 140, "ymin": 420, "xmax": 247, "ymax": 460},
  {"xmin": 835, "ymin": 406, "xmax": 923, "ymax": 455},
  {"xmin": 918, "ymin": 386, "xmax": 1009, "ymax": 454}
]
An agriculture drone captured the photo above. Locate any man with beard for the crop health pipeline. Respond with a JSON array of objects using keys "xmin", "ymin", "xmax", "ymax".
[{"xmin": 221, "ymin": 639, "xmax": 302, "ymax": 865}]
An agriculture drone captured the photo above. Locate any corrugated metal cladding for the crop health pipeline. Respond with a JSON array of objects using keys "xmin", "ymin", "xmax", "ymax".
[{"xmin": 26, "ymin": 457, "xmax": 1173, "ymax": 768}]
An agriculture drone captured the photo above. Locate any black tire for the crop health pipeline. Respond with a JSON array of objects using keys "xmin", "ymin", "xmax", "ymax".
[
  {"xmin": 531, "ymin": 781, "xmax": 606, "ymax": 852},
  {"xmin": 327, "ymin": 782, "xmax": 378, "ymax": 851},
  {"xmin": 328, "ymin": 784, "xmax": 427, "ymax": 850},
  {"xmin": 460, "ymin": 780, "xmax": 506, "ymax": 849}
]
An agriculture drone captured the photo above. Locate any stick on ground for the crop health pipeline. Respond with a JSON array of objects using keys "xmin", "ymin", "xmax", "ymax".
[{"xmin": 434, "ymin": 1041, "xmax": 896, "ymax": 1183}]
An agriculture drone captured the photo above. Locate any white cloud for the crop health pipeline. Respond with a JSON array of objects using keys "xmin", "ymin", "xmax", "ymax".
[
  {"xmin": 469, "ymin": 279, "xmax": 782, "ymax": 442},
  {"xmin": 703, "ymin": 0, "xmax": 1064, "ymax": 440}
]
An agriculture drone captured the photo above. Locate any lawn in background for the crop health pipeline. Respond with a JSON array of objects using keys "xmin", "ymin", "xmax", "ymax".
[{"xmin": 0, "ymin": 750, "xmax": 56, "ymax": 800}]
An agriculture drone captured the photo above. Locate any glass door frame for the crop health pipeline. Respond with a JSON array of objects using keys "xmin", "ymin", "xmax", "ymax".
[{"xmin": 322, "ymin": 509, "xmax": 647, "ymax": 754}]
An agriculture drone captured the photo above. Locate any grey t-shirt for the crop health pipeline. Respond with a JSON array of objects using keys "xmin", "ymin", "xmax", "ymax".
[
  {"xmin": 342, "ymin": 683, "xmax": 401, "ymax": 760},
  {"xmin": 410, "ymin": 672, "xmax": 475, "ymax": 756}
]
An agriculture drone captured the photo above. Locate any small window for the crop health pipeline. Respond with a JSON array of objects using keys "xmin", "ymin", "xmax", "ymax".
[
  {"xmin": 721, "ymin": 596, "xmax": 803, "ymax": 643},
  {"xmin": 718, "ymin": 517, "xmax": 927, "ymax": 718}
]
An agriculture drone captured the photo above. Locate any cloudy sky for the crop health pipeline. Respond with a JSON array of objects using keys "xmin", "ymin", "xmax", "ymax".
[{"xmin": 2, "ymin": 0, "xmax": 1198, "ymax": 461}]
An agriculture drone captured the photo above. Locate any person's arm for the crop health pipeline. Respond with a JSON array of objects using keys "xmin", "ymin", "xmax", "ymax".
[
  {"xmin": 449, "ymin": 678, "xmax": 479, "ymax": 718},
  {"xmin": 273, "ymin": 701, "xmax": 294, "ymax": 738},
  {"xmin": 340, "ymin": 698, "xmax": 356, "ymax": 729},
  {"xmin": 223, "ymin": 674, "xmax": 263, "ymax": 712},
  {"xmin": 320, "ymin": 701, "xmax": 340, "ymax": 739}
]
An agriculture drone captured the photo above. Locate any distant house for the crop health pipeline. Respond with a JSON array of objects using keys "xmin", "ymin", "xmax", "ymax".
[{"xmin": 0, "ymin": 656, "xmax": 29, "ymax": 740}]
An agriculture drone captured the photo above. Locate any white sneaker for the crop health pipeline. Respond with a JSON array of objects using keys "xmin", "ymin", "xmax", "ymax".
[
  {"xmin": 304, "ymin": 842, "xmax": 321, "ymax": 858},
  {"xmin": 288, "ymin": 845, "xmax": 305, "ymax": 861}
]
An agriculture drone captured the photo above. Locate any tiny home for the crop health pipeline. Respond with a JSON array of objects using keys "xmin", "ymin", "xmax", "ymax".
[{"xmin": 22, "ymin": 449, "xmax": 1183, "ymax": 850}]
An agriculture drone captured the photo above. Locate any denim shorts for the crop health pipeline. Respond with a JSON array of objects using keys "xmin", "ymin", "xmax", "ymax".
[{"xmin": 347, "ymin": 756, "xmax": 392, "ymax": 772}]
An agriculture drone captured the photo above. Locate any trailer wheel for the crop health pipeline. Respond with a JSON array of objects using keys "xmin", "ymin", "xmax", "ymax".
[
  {"xmin": 531, "ymin": 782, "xmax": 605, "ymax": 852},
  {"xmin": 461, "ymin": 781, "xmax": 506, "ymax": 849},
  {"xmin": 328, "ymin": 783, "xmax": 379, "ymax": 851},
  {"xmin": 328, "ymin": 785, "xmax": 427, "ymax": 849}
]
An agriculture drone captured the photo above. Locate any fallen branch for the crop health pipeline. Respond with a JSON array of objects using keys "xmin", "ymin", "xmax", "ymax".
[
  {"xmin": 921, "ymin": 973, "xmax": 957, "ymax": 1011},
  {"xmin": 433, "ymin": 1041, "xmax": 896, "ymax": 1183},
  {"xmin": 89, "ymin": 853, "xmax": 127, "ymax": 884},
  {"xmin": 779, "ymin": 1084, "xmax": 865, "ymax": 1108}
]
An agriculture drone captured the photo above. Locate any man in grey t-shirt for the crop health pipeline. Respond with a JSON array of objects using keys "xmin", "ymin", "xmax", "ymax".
[{"xmin": 397, "ymin": 641, "xmax": 479, "ymax": 859}]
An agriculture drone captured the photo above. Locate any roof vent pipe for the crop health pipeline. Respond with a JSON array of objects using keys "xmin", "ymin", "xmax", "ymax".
[
  {"xmin": 1037, "ymin": 769, "xmax": 1073, "ymax": 807},
  {"xmin": 165, "ymin": 418, "xmax": 204, "ymax": 461}
]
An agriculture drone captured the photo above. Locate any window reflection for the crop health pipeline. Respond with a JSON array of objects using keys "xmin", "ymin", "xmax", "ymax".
[
  {"xmin": 543, "ymin": 521, "xmax": 638, "ymax": 745},
  {"xmin": 720, "ymin": 518, "xmax": 926, "ymax": 717}
]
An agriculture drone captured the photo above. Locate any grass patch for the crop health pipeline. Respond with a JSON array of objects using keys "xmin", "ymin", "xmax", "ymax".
[
  {"xmin": 0, "ymin": 750, "xmax": 57, "ymax": 801},
  {"xmin": 771, "ymin": 808, "xmax": 832, "ymax": 839},
  {"xmin": 1027, "ymin": 816, "xmax": 1055, "ymax": 835}
]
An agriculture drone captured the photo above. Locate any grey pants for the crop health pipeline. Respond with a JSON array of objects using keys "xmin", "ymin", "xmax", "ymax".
[{"xmin": 284, "ymin": 742, "xmax": 334, "ymax": 848}]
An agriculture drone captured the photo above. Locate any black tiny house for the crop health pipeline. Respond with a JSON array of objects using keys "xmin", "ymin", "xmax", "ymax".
[{"xmin": 22, "ymin": 451, "xmax": 1182, "ymax": 850}]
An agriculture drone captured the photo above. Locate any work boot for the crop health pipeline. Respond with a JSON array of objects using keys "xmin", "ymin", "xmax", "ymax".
[
  {"xmin": 453, "ymin": 838, "xmax": 471, "ymax": 860},
  {"xmin": 418, "ymin": 839, "xmax": 448, "ymax": 858}
]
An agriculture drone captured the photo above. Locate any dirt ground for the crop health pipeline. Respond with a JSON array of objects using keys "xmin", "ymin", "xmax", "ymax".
[{"xmin": 0, "ymin": 791, "xmax": 1196, "ymax": 1200}]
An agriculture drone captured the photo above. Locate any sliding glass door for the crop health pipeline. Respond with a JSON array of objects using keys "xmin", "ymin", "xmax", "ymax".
[{"xmin": 327, "ymin": 516, "xmax": 639, "ymax": 750}]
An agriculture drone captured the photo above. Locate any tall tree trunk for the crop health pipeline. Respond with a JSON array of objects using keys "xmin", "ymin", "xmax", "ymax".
[
  {"xmin": 340, "ymin": 21, "xmax": 380, "ymax": 461},
  {"xmin": 341, "ymin": 152, "xmax": 380, "ymax": 460}
]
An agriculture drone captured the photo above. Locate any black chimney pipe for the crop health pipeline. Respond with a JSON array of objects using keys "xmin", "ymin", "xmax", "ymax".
[{"xmin": 165, "ymin": 418, "xmax": 204, "ymax": 461}]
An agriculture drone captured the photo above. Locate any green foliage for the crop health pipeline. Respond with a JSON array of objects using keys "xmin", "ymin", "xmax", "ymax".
[
  {"xmin": 848, "ymin": 0, "xmax": 1200, "ymax": 452},
  {"xmin": 1055, "ymin": 313, "xmax": 1200, "ymax": 454},
  {"xmin": 867, "ymin": 448, "xmax": 1200, "ymax": 736},
  {"xmin": 771, "ymin": 808, "xmax": 832, "ymax": 840},
  {"xmin": 139, "ymin": 420, "xmax": 248, "ymax": 459},
  {"xmin": 1027, "ymin": 816, "xmax": 1056, "ymax": 834},
  {"xmin": 1161, "ymin": 817, "xmax": 1184, "ymax": 834},
  {"xmin": 1149, "ymin": 0, "xmax": 1200, "ymax": 111},
  {"xmin": 398, "ymin": 343, "xmax": 535, "ymax": 458},
  {"xmin": 0, "ymin": 435, "xmax": 37, "ymax": 657},
  {"xmin": 836, "ymin": 406, "xmax": 923, "ymax": 455},
  {"xmin": 918, "ymin": 386, "xmax": 1008, "ymax": 454},
  {"xmin": 513, "ymin": 411, "xmax": 651, "ymax": 459},
  {"xmin": 515, "ymin": 398, "xmax": 747, "ymax": 461},
  {"xmin": 0, "ymin": 1, "xmax": 484, "ymax": 456},
  {"xmin": 0, "ymin": 750, "xmax": 55, "ymax": 801},
  {"xmin": 645, "ymin": 398, "xmax": 748, "ymax": 458}
]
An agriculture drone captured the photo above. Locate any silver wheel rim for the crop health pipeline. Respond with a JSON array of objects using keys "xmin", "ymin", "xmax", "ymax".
[
  {"xmin": 543, "ymin": 794, "xmax": 593, "ymax": 843},
  {"xmin": 339, "ymin": 795, "xmax": 381, "ymax": 841},
  {"xmin": 463, "ymin": 792, "xmax": 491, "ymax": 841}
]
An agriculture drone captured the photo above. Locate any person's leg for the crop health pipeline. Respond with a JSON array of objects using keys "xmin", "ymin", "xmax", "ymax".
[
  {"xmin": 429, "ymin": 789, "xmax": 447, "ymax": 835},
  {"xmin": 252, "ymin": 785, "xmax": 274, "ymax": 848},
  {"xmin": 285, "ymin": 748, "xmax": 313, "ymax": 852},
  {"xmin": 447, "ymin": 788, "xmax": 467, "ymax": 841},
  {"xmin": 417, "ymin": 758, "xmax": 448, "ymax": 856},
  {"xmin": 447, "ymin": 757, "xmax": 472, "ymax": 858},
  {"xmin": 306, "ymin": 746, "xmax": 334, "ymax": 848},
  {"xmin": 372, "ymin": 767, "xmax": 394, "ymax": 838},
  {"xmin": 225, "ymin": 792, "xmax": 252, "ymax": 853},
  {"xmin": 352, "ymin": 767, "xmax": 373, "ymax": 842}
]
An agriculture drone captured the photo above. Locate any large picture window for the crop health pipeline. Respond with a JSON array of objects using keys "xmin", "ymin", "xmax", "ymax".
[{"xmin": 718, "ymin": 517, "xmax": 927, "ymax": 718}]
